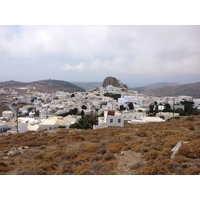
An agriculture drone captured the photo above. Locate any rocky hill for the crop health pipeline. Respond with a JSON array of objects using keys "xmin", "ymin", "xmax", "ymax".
[
  {"xmin": 102, "ymin": 76, "xmax": 128, "ymax": 89},
  {"xmin": 0, "ymin": 79, "xmax": 85, "ymax": 94},
  {"xmin": 0, "ymin": 115, "xmax": 200, "ymax": 175},
  {"xmin": 133, "ymin": 82, "xmax": 200, "ymax": 98}
]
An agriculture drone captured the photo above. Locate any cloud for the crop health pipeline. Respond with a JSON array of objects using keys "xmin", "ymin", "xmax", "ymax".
[
  {"xmin": 0, "ymin": 25, "xmax": 200, "ymax": 86},
  {"xmin": 60, "ymin": 63, "xmax": 85, "ymax": 72}
]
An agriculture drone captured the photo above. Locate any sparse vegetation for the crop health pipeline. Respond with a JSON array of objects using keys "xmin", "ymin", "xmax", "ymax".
[{"xmin": 0, "ymin": 115, "xmax": 200, "ymax": 174}]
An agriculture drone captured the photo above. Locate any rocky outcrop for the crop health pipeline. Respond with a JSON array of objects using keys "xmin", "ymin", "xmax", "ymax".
[{"xmin": 102, "ymin": 76, "xmax": 128, "ymax": 89}]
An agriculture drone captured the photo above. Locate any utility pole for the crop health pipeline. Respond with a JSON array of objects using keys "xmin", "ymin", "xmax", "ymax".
[
  {"xmin": 16, "ymin": 107, "xmax": 19, "ymax": 133},
  {"xmin": 173, "ymin": 98, "xmax": 175, "ymax": 118}
]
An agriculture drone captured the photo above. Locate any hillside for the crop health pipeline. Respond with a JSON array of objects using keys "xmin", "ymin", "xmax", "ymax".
[
  {"xmin": 71, "ymin": 82, "xmax": 102, "ymax": 90},
  {"xmin": 0, "ymin": 80, "xmax": 27, "ymax": 87},
  {"xmin": 134, "ymin": 82, "xmax": 200, "ymax": 98},
  {"xmin": 0, "ymin": 115, "xmax": 200, "ymax": 175},
  {"xmin": 0, "ymin": 79, "xmax": 85, "ymax": 94}
]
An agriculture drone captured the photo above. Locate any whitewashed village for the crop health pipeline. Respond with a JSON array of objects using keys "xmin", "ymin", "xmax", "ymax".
[{"xmin": 1, "ymin": 77, "xmax": 200, "ymax": 134}]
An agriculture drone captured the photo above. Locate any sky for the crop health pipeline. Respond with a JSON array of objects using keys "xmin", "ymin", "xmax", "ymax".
[{"xmin": 0, "ymin": 25, "xmax": 200, "ymax": 87}]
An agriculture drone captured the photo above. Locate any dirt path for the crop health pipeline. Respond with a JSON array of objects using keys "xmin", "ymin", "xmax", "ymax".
[{"xmin": 115, "ymin": 150, "xmax": 142, "ymax": 175}]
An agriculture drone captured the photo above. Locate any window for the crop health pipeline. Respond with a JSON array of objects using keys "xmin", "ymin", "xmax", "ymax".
[
  {"xmin": 110, "ymin": 119, "xmax": 113, "ymax": 123},
  {"xmin": 118, "ymin": 119, "xmax": 121, "ymax": 123}
]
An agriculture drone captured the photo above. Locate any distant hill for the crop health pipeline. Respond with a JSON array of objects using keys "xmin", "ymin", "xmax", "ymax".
[
  {"xmin": 0, "ymin": 80, "xmax": 27, "ymax": 87},
  {"xmin": 133, "ymin": 82, "xmax": 200, "ymax": 98},
  {"xmin": 71, "ymin": 82, "xmax": 102, "ymax": 90},
  {"xmin": 0, "ymin": 79, "xmax": 85, "ymax": 94},
  {"xmin": 145, "ymin": 82, "xmax": 181, "ymax": 89}
]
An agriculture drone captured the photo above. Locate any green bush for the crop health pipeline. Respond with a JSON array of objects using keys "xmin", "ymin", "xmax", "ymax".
[{"xmin": 69, "ymin": 115, "xmax": 98, "ymax": 129}]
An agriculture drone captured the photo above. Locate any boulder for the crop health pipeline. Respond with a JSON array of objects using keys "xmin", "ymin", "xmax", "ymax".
[{"xmin": 102, "ymin": 76, "xmax": 128, "ymax": 89}]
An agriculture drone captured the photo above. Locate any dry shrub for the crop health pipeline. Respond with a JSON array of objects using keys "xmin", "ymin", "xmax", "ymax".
[
  {"xmin": 22, "ymin": 140, "xmax": 43, "ymax": 147},
  {"xmin": 38, "ymin": 162, "xmax": 59, "ymax": 171},
  {"xmin": 74, "ymin": 163, "xmax": 91, "ymax": 175},
  {"xmin": 0, "ymin": 166, "xmax": 10, "ymax": 173},
  {"xmin": 173, "ymin": 155, "xmax": 187, "ymax": 163},
  {"xmin": 183, "ymin": 166, "xmax": 200, "ymax": 175},
  {"xmin": 167, "ymin": 161, "xmax": 183, "ymax": 172},
  {"xmin": 34, "ymin": 169, "xmax": 47, "ymax": 175},
  {"xmin": 92, "ymin": 154, "xmax": 104, "ymax": 162},
  {"xmin": 178, "ymin": 140, "xmax": 200, "ymax": 159},
  {"xmin": 130, "ymin": 162, "xmax": 145, "ymax": 170},
  {"xmin": 56, "ymin": 135, "xmax": 66, "ymax": 140},
  {"xmin": 49, "ymin": 150, "xmax": 65, "ymax": 159},
  {"xmin": 188, "ymin": 126, "xmax": 195, "ymax": 131},
  {"xmin": 181, "ymin": 162, "xmax": 190, "ymax": 168},
  {"xmin": 20, "ymin": 168, "xmax": 47, "ymax": 175},
  {"xmin": 107, "ymin": 142, "xmax": 126, "ymax": 153},
  {"xmin": 56, "ymin": 129, "xmax": 68, "ymax": 134},
  {"xmin": 60, "ymin": 151, "xmax": 78, "ymax": 160},
  {"xmin": 43, "ymin": 154, "xmax": 54, "ymax": 162},
  {"xmin": 130, "ymin": 140, "xmax": 143, "ymax": 152},
  {"xmin": 0, "ymin": 161, "xmax": 8, "ymax": 167},
  {"xmin": 84, "ymin": 144, "xmax": 99, "ymax": 152},
  {"xmin": 75, "ymin": 152, "xmax": 91, "ymax": 162},
  {"xmin": 144, "ymin": 150, "xmax": 159, "ymax": 160},
  {"xmin": 103, "ymin": 152, "xmax": 116, "ymax": 161},
  {"xmin": 32, "ymin": 151, "xmax": 46, "ymax": 160},
  {"xmin": 121, "ymin": 145, "xmax": 131, "ymax": 151},
  {"xmin": 160, "ymin": 158, "xmax": 171, "ymax": 165},
  {"xmin": 62, "ymin": 161, "xmax": 73, "ymax": 174},
  {"xmin": 90, "ymin": 161, "xmax": 116, "ymax": 175},
  {"xmin": 136, "ymin": 131, "xmax": 148, "ymax": 137},
  {"xmin": 136, "ymin": 165, "xmax": 168, "ymax": 175},
  {"xmin": 186, "ymin": 116, "xmax": 194, "ymax": 121},
  {"xmin": 70, "ymin": 135, "xmax": 85, "ymax": 142},
  {"xmin": 90, "ymin": 138, "xmax": 99, "ymax": 143},
  {"xmin": 39, "ymin": 145, "xmax": 46, "ymax": 150},
  {"xmin": 159, "ymin": 148, "xmax": 172, "ymax": 158}
]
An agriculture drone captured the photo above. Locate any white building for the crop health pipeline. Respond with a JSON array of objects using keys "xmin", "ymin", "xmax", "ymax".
[
  {"xmin": 2, "ymin": 111, "xmax": 13, "ymax": 119},
  {"xmin": 38, "ymin": 116, "xmax": 78, "ymax": 131},
  {"xmin": 128, "ymin": 116, "xmax": 165, "ymax": 124},
  {"xmin": 193, "ymin": 99, "xmax": 200, "ymax": 108},
  {"xmin": 94, "ymin": 110, "xmax": 124, "ymax": 129},
  {"xmin": 122, "ymin": 111, "xmax": 146, "ymax": 120},
  {"xmin": 156, "ymin": 112, "xmax": 179, "ymax": 120}
]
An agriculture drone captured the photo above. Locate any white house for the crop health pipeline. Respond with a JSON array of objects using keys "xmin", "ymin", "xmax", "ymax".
[
  {"xmin": 156, "ymin": 112, "xmax": 179, "ymax": 120},
  {"xmin": 106, "ymin": 115, "xmax": 124, "ymax": 127},
  {"xmin": 38, "ymin": 116, "xmax": 78, "ymax": 131},
  {"xmin": 128, "ymin": 116, "xmax": 165, "ymax": 124},
  {"xmin": 122, "ymin": 111, "xmax": 146, "ymax": 120},
  {"xmin": 2, "ymin": 111, "xmax": 13, "ymax": 119},
  {"xmin": 193, "ymin": 99, "xmax": 200, "ymax": 108},
  {"xmin": 94, "ymin": 110, "xmax": 124, "ymax": 129}
]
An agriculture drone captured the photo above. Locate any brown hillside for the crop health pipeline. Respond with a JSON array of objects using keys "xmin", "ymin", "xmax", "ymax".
[
  {"xmin": 0, "ymin": 115, "xmax": 200, "ymax": 175},
  {"xmin": 0, "ymin": 79, "xmax": 85, "ymax": 95},
  {"xmin": 134, "ymin": 82, "xmax": 200, "ymax": 98}
]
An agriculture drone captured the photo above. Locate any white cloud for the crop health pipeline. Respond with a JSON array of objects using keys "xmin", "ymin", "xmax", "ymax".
[
  {"xmin": 0, "ymin": 25, "xmax": 200, "ymax": 86},
  {"xmin": 60, "ymin": 63, "xmax": 85, "ymax": 72}
]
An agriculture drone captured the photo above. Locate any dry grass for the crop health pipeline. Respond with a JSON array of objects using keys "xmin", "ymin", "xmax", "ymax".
[{"xmin": 0, "ymin": 115, "xmax": 200, "ymax": 174}]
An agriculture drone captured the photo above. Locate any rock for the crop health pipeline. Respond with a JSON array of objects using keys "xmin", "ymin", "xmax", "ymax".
[
  {"xmin": 3, "ymin": 157, "xmax": 9, "ymax": 160},
  {"xmin": 18, "ymin": 147, "xmax": 23, "ymax": 151},
  {"xmin": 170, "ymin": 141, "xmax": 188, "ymax": 159},
  {"xmin": 7, "ymin": 148, "xmax": 17, "ymax": 156},
  {"xmin": 22, "ymin": 146, "xmax": 29, "ymax": 149},
  {"xmin": 102, "ymin": 76, "xmax": 128, "ymax": 89}
]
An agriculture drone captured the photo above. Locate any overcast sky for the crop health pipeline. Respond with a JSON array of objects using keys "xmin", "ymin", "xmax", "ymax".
[{"xmin": 0, "ymin": 25, "xmax": 200, "ymax": 87}]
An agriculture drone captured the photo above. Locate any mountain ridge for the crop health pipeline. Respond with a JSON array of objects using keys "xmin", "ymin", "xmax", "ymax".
[
  {"xmin": 133, "ymin": 81, "xmax": 200, "ymax": 98},
  {"xmin": 0, "ymin": 79, "xmax": 85, "ymax": 94}
]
